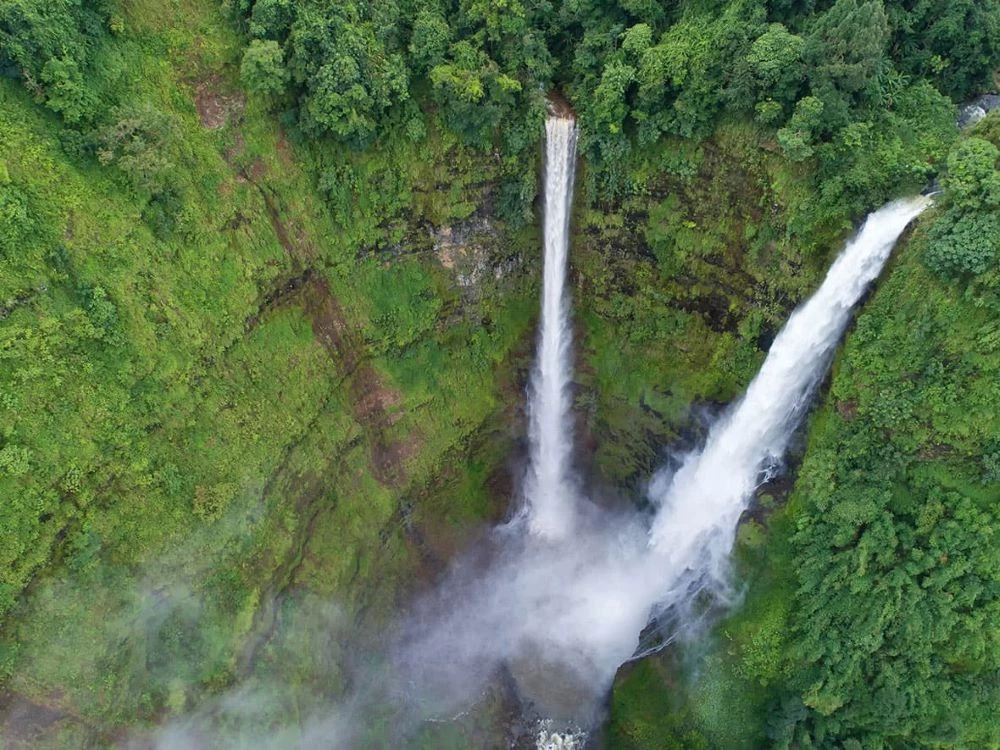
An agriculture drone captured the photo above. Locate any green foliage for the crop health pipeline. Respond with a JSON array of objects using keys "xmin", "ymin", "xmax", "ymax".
[
  {"xmin": 0, "ymin": 0, "xmax": 116, "ymax": 125},
  {"xmin": 777, "ymin": 95, "xmax": 824, "ymax": 160},
  {"xmin": 0, "ymin": 180, "xmax": 35, "ymax": 255},
  {"xmin": 608, "ymin": 659, "xmax": 711, "ymax": 749},
  {"xmin": 240, "ymin": 38, "xmax": 287, "ymax": 98},
  {"xmin": 0, "ymin": 0, "xmax": 537, "ymax": 739},
  {"xmin": 93, "ymin": 104, "xmax": 180, "ymax": 194},
  {"xmin": 941, "ymin": 136, "xmax": 1000, "ymax": 211},
  {"xmin": 887, "ymin": 0, "xmax": 1000, "ymax": 100},
  {"xmin": 39, "ymin": 54, "xmax": 98, "ymax": 123},
  {"xmin": 804, "ymin": 0, "xmax": 889, "ymax": 115},
  {"xmin": 223, "ymin": 0, "xmax": 993, "ymax": 222},
  {"xmin": 288, "ymin": 4, "xmax": 408, "ymax": 141},
  {"xmin": 765, "ymin": 228, "xmax": 1000, "ymax": 747},
  {"xmin": 2, "ymin": 0, "xmax": 999, "ymax": 746},
  {"xmin": 925, "ymin": 209, "xmax": 1000, "ymax": 278},
  {"xmin": 746, "ymin": 23, "xmax": 805, "ymax": 107},
  {"xmin": 924, "ymin": 134, "xmax": 1000, "ymax": 279}
]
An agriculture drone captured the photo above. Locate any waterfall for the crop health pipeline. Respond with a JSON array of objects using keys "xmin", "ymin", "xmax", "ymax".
[
  {"xmin": 645, "ymin": 197, "xmax": 930, "ymax": 599},
  {"xmin": 525, "ymin": 116, "xmax": 579, "ymax": 539},
  {"xmin": 379, "ymin": 196, "xmax": 929, "ymax": 748}
]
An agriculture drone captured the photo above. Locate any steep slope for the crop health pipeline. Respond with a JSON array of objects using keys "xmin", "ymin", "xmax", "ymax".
[
  {"xmin": 0, "ymin": 1, "xmax": 538, "ymax": 743},
  {"xmin": 607, "ymin": 113, "xmax": 1000, "ymax": 749}
]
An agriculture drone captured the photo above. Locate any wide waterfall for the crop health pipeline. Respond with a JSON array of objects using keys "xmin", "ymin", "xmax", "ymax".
[
  {"xmin": 525, "ymin": 116, "xmax": 580, "ymax": 539},
  {"xmin": 645, "ymin": 197, "xmax": 931, "ymax": 601}
]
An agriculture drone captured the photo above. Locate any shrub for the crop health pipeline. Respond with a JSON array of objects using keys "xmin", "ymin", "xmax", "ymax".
[
  {"xmin": 924, "ymin": 209, "xmax": 1000, "ymax": 278},
  {"xmin": 240, "ymin": 39, "xmax": 288, "ymax": 98}
]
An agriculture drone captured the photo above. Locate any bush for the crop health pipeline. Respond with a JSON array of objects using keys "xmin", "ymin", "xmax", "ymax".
[
  {"xmin": 942, "ymin": 137, "xmax": 1000, "ymax": 211},
  {"xmin": 924, "ymin": 208, "xmax": 1000, "ymax": 278},
  {"xmin": 0, "ymin": 183, "xmax": 34, "ymax": 255},
  {"xmin": 93, "ymin": 104, "xmax": 180, "ymax": 195},
  {"xmin": 924, "ymin": 135, "xmax": 1000, "ymax": 279},
  {"xmin": 240, "ymin": 39, "xmax": 287, "ymax": 98}
]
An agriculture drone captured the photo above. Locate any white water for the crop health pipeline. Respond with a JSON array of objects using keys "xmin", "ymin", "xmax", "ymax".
[
  {"xmin": 513, "ymin": 127, "xmax": 931, "ymax": 734},
  {"xmin": 525, "ymin": 116, "xmax": 580, "ymax": 539},
  {"xmin": 510, "ymin": 197, "xmax": 932, "ymax": 731},
  {"xmin": 382, "ymin": 196, "xmax": 930, "ymax": 748},
  {"xmin": 645, "ymin": 196, "xmax": 930, "ymax": 597}
]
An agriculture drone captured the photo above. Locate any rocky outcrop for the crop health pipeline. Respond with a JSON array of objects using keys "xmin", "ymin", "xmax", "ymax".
[
  {"xmin": 958, "ymin": 93, "xmax": 1000, "ymax": 129},
  {"xmin": 432, "ymin": 217, "xmax": 524, "ymax": 300}
]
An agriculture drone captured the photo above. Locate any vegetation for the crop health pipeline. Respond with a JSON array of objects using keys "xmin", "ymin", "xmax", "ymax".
[
  {"xmin": 609, "ymin": 114, "xmax": 1000, "ymax": 749},
  {"xmin": 1, "ymin": 0, "xmax": 999, "ymax": 746},
  {"xmin": 768, "ymin": 113, "xmax": 1000, "ymax": 748},
  {"xmin": 0, "ymin": 0, "xmax": 537, "ymax": 742}
]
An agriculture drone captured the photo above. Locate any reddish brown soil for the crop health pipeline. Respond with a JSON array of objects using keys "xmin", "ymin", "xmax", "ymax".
[
  {"xmin": 0, "ymin": 693, "xmax": 69, "ymax": 747},
  {"xmin": 193, "ymin": 74, "xmax": 245, "ymax": 129}
]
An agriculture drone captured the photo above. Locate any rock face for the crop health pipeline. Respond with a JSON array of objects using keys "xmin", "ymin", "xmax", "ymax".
[
  {"xmin": 958, "ymin": 93, "xmax": 1000, "ymax": 129},
  {"xmin": 432, "ymin": 217, "xmax": 523, "ymax": 299}
]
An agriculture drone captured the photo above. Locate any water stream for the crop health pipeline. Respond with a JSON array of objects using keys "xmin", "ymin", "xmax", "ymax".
[
  {"xmin": 645, "ymin": 197, "xmax": 931, "ymax": 602},
  {"xmin": 525, "ymin": 116, "xmax": 580, "ymax": 540}
]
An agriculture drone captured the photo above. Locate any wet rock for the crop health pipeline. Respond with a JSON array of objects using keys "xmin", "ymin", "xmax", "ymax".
[
  {"xmin": 957, "ymin": 93, "xmax": 1000, "ymax": 129},
  {"xmin": 432, "ymin": 218, "xmax": 523, "ymax": 301}
]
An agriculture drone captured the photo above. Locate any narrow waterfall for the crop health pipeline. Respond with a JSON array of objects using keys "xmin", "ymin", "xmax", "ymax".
[
  {"xmin": 525, "ymin": 116, "xmax": 579, "ymax": 539},
  {"xmin": 645, "ymin": 197, "xmax": 930, "ymax": 598}
]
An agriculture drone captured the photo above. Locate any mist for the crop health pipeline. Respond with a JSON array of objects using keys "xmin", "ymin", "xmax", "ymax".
[{"xmin": 138, "ymin": 125, "xmax": 927, "ymax": 747}]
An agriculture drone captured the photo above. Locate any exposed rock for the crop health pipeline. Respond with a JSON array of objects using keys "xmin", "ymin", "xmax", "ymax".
[
  {"xmin": 193, "ymin": 74, "xmax": 245, "ymax": 129},
  {"xmin": 433, "ymin": 218, "xmax": 494, "ymax": 287},
  {"xmin": 432, "ymin": 218, "xmax": 521, "ymax": 300},
  {"xmin": 957, "ymin": 93, "xmax": 1000, "ymax": 129}
]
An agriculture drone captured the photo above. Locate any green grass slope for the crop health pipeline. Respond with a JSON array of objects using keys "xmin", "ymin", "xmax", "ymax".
[{"xmin": 0, "ymin": 0, "xmax": 538, "ymax": 743}]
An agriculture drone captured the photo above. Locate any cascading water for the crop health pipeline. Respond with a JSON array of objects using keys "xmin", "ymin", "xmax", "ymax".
[
  {"xmin": 383, "ymin": 195, "xmax": 929, "ymax": 750},
  {"xmin": 525, "ymin": 116, "xmax": 580, "ymax": 539},
  {"xmin": 645, "ymin": 197, "xmax": 931, "ymax": 600},
  {"xmin": 506, "ymin": 198, "xmax": 933, "ymax": 706}
]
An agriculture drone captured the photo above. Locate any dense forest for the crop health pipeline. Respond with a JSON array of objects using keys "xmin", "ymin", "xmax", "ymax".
[{"xmin": 1, "ymin": 0, "xmax": 998, "ymax": 747}]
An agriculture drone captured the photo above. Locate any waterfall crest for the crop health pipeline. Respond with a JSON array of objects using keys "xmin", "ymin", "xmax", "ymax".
[{"xmin": 525, "ymin": 116, "xmax": 579, "ymax": 539}]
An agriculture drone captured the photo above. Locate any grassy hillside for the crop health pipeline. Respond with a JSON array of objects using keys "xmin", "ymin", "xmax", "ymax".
[{"xmin": 0, "ymin": 1, "xmax": 540, "ymax": 743}]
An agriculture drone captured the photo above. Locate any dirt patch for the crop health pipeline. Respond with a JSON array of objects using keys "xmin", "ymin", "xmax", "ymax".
[
  {"xmin": 258, "ymin": 191, "xmax": 316, "ymax": 264},
  {"xmin": 352, "ymin": 368, "xmax": 404, "ymax": 429},
  {"xmin": 370, "ymin": 432, "xmax": 424, "ymax": 488},
  {"xmin": 193, "ymin": 74, "xmax": 245, "ymax": 129},
  {"xmin": 276, "ymin": 129, "xmax": 294, "ymax": 166},
  {"xmin": 245, "ymin": 157, "xmax": 267, "ymax": 182},
  {"xmin": 0, "ymin": 693, "xmax": 69, "ymax": 747},
  {"xmin": 301, "ymin": 277, "xmax": 416, "ymax": 486},
  {"xmin": 304, "ymin": 276, "xmax": 357, "ymax": 370},
  {"xmin": 836, "ymin": 399, "xmax": 858, "ymax": 421},
  {"xmin": 352, "ymin": 366, "xmax": 422, "ymax": 488},
  {"xmin": 546, "ymin": 90, "xmax": 575, "ymax": 118},
  {"xmin": 223, "ymin": 132, "xmax": 246, "ymax": 166}
]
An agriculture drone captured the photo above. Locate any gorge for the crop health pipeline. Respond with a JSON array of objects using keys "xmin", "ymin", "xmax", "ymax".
[
  {"xmin": 2, "ymin": 0, "xmax": 999, "ymax": 747},
  {"xmin": 372, "ymin": 122, "xmax": 932, "ymax": 748}
]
